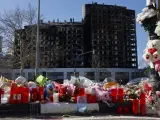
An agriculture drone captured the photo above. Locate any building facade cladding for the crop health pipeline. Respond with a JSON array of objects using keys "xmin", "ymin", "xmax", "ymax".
[
  {"xmin": 83, "ymin": 3, "xmax": 138, "ymax": 68},
  {"xmin": 14, "ymin": 21, "xmax": 84, "ymax": 68}
]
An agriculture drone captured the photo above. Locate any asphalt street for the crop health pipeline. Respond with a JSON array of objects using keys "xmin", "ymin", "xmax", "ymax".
[{"xmin": 0, "ymin": 114, "xmax": 160, "ymax": 120}]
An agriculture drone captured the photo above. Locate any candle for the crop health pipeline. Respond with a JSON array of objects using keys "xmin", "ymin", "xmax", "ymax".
[{"xmin": 53, "ymin": 93, "xmax": 59, "ymax": 103}]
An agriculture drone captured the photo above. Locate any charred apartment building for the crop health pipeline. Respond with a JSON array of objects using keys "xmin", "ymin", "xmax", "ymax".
[
  {"xmin": 83, "ymin": 3, "xmax": 137, "ymax": 68},
  {"xmin": 14, "ymin": 20, "xmax": 84, "ymax": 68},
  {"xmin": 14, "ymin": 3, "xmax": 137, "ymax": 69}
]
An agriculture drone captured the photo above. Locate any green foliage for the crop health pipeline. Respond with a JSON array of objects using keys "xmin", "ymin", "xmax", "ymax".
[{"xmin": 141, "ymin": 23, "xmax": 155, "ymax": 33}]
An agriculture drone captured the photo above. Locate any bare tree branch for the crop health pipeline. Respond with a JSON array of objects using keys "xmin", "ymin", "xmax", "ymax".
[{"xmin": 0, "ymin": 3, "xmax": 38, "ymax": 75}]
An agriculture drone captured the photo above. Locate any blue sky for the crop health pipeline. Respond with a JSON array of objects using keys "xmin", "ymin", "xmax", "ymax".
[{"xmin": 0, "ymin": 0, "xmax": 149, "ymax": 63}]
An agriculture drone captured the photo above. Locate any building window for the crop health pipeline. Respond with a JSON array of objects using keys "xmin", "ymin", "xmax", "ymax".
[
  {"xmin": 132, "ymin": 58, "xmax": 137, "ymax": 61},
  {"xmin": 132, "ymin": 53, "xmax": 137, "ymax": 56},
  {"xmin": 132, "ymin": 63, "xmax": 136, "ymax": 67}
]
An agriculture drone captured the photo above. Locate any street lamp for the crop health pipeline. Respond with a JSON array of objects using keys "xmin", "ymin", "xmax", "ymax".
[
  {"xmin": 74, "ymin": 49, "xmax": 95, "ymax": 76},
  {"xmin": 35, "ymin": 0, "xmax": 40, "ymax": 77}
]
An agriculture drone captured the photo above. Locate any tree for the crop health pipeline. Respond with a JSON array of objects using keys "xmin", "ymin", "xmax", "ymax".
[{"xmin": 0, "ymin": 3, "xmax": 38, "ymax": 76}]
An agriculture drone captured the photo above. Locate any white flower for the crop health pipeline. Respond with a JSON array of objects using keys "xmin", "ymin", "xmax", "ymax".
[
  {"xmin": 148, "ymin": 9, "xmax": 157, "ymax": 18},
  {"xmin": 136, "ymin": 7, "xmax": 157, "ymax": 24},
  {"xmin": 157, "ymin": 21, "xmax": 160, "ymax": 26},
  {"xmin": 136, "ymin": 13, "xmax": 144, "ymax": 24},
  {"xmin": 155, "ymin": 21, "xmax": 160, "ymax": 36},
  {"xmin": 142, "ymin": 7, "xmax": 149, "ymax": 12}
]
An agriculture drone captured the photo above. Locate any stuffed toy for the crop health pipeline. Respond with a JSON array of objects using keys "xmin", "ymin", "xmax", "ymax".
[
  {"xmin": 41, "ymin": 83, "xmax": 54, "ymax": 103},
  {"xmin": 92, "ymin": 87, "xmax": 111, "ymax": 103},
  {"xmin": 15, "ymin": 76, "xmax": 27, "ymax": 86},
  {"xmin": 143, "ymin": 39, "xmax": 160, "ymax": 91},
  {"xmin": 143, "ymin": 39, "xmax": 160, "ymax": 74}
]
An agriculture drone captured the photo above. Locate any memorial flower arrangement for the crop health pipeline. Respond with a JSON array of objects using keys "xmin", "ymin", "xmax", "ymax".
[
  {"xmin": 155, "ymin": 21, "xmax": 160, "ymax": 36},
  {"xmin": 124, "ymin": 85, "xmax": 141, "ymax": 99},
  {"xmin": 136, "ymin": 5, "xmax": 157, "ymax": 35}
]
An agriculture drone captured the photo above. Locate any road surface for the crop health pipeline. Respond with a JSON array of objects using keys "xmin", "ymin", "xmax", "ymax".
[{"xmin": 0, "ymin": 114, "xmax": 160, "ymax": 120}]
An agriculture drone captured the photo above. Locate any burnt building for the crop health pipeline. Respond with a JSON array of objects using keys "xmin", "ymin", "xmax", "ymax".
[
  {"xmin": 14, "ymin": 20, "xmax": 84, "ymax": 68},
  {"xmin": 14, "ymin": 3, "xmax": 137, "ymax": 69},
  {"xmin": 50, "ymin": 20, "xmax": 84, "ymax": 68},
  {"xmin": 83, "ymin": 2, "xmax": 138, "ymax": 68}
]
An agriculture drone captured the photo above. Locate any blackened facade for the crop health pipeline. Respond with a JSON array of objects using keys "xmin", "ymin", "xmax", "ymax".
[
  {"xmin": 83, "ymin": 3, "xmax": 138, "ymax": 68},
  {"xmin": 14, "ymin": 20, "xmax": 84, "ymax": 68},
  {"xmin": 14, "ymin": 3, "xmax": 137, "ymax": 69}
]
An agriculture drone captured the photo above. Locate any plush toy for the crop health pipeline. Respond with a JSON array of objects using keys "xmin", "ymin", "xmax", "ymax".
[
  {"xmin": 15, "ymin": 76, "xmax": 26, "ymax": 86},
  {"xmin": 42, "ymin": 83, "xmax": 54, "ymax": 103},
  {"xmin": 93, "ymin": 87, "xmax": 111, "ymax": 103},
  {"xmin": 143, "ymin": 39, "xmax": 160, "ymax": 92},
  {"xmin": 143, "ymin": 39, "xmax": 160, "ymax": 73}
]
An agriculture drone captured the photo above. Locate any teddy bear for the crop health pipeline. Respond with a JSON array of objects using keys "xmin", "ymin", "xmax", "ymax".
[
  {"xmin": 143, "ymin": 39, "xmax": 160, "ymax": 73},
  {"xmin": 143, "ymin": 39, "xmax": 160, "ymax": 91}
]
